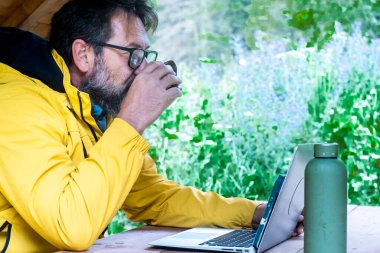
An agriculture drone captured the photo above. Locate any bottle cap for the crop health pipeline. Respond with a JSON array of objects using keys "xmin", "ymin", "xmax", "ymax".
[{"xmin": 314, "ymin": 143, "xmax": 339, "ymax": 158}]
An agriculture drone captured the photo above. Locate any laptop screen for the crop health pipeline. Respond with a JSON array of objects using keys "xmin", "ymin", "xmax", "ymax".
[{"xmin": 252, "ymin": 174, "xmax": 285, "ymax": 248}]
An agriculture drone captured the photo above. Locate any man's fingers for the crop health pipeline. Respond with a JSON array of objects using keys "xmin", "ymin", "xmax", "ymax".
[
  {"xmin": 297, "ymin": 224, "xmax": 304, "ymax": 234},
  {"xmin": 292, "ymin": 225, "xmax": 304, "ymax": 236},
  {"xmin": 292, "ymin": 214, "xmax": 304, "ymax": 236},
  {"xmin": 151, "ymin": 64, "xmax": 176, "ymax": 80},
  {"xmin": 166, "ymin": 85, "xmax": 183, "ymax": 99},
  {"xmin": 139, "ymin": 61, "xmax": 175, "ymax": 77},
  {"xmin": 135, "ymin": 61, "xmax": 164, "ymax": 75},
  {"xmin": 140, "ymin": 62, "xmax": 177, "ymax": 84},
  {"xmin": 162, "ymin": 75, "xmax": 182, "ymax": 90},
  {"xmin": 133, "ymin": 61, "xmax": 181, "ymax": 92}
]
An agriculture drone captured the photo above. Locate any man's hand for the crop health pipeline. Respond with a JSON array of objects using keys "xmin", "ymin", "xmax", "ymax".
[
  {"xmin": 251, "ymin": 203, "xmax": 304, "ymax": 236},
  {"xmin": 252, "ymin": 203, "xmax": 266, "ymax": 229},
  {"xmin": 293, "ymin": 209, "xmax": 304, "ymax": 236},
  {"xmin": 117, "ymin": 61, "xmax": 182, "ymax": 133}
]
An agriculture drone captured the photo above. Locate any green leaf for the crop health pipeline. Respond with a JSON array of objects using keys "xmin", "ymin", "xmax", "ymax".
[
  {"xmin": 199, "ymin": 57, "xmax": 222, "ymax": 64},
  {"xmin": 288, "ymin": 9, "xmax": 315, "ymax": 31}
]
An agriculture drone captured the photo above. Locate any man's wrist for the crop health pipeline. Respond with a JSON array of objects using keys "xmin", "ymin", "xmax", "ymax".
[{"xmin": 116, "ymin": 115, "xmax": 145, "ymax": 134}]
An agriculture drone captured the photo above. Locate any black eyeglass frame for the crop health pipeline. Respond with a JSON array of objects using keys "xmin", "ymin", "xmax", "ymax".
[{"xmin": 95, "ymin": 42, "xmax": 158, "ymax": 69}]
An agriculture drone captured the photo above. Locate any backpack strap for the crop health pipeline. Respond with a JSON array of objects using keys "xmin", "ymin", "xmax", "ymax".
[{"xmin": 0, "ymin": 221, "xmax": 12, "ymax": 253}]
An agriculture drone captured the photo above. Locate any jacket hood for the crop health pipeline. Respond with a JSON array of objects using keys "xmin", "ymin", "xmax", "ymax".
[{"xmin": 0, "ymin": 27, "xmax": 64, "ymax": 93}]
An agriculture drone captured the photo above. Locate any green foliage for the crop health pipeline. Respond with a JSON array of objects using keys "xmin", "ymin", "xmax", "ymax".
[
  {"xmin": 202, "ymin": 0, "xmax": 289, "ymax": 53},
  {"xmin": 107, "ymin": 210, "xmax": 128, "ymax": 235},
  {"xmin": 197, "ymin": 0, "xmax": 379, "ymax": 56},
  {"xmin": 303, "ymin": 71, "xmax": 380, "ymax": 204},
  {"xmin": 106, "ymin": 210, "xmax": 145, "ymax": 236},
  {"xmin": 285, "ymin": 0, "xmax": 380, "ymax": 48},
  {"xmin": 294, "ymin": 28, "xmax": 380, "ymax": 204}
]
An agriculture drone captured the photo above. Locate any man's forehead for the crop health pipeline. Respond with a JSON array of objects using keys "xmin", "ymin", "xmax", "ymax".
[{"xmin": 110, "ymin": 12, "xmax": 150, "ymax": 48}]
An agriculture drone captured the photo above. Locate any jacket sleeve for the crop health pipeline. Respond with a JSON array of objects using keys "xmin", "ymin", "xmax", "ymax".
[
  {"xmin": 122, "ymin": 155, "xmax": 259, "ymax": 229},
  {"xmin": 0, "ymin": 83, "xmax": 149, "ymax": 250}
]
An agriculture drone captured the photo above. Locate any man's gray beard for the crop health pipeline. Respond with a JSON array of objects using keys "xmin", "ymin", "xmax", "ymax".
[{"xmin": 80, "ymin": 55, "xmax": 135, "ymax": 118}]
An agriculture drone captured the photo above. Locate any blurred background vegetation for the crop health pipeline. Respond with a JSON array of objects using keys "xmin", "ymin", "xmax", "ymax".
[{"xmin": 107, "ymin": 0, "xmax": 380, "ymax": 235}]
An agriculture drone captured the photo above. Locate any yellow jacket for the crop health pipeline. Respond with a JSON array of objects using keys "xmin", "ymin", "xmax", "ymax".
[{"xmin": 0, "ymin": 28, "xmax": 258, "ymax": 252}]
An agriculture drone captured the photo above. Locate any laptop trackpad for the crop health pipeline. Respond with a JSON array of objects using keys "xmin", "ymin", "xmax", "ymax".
[
  {"xmin": 150, "ymin": 228, "xmax": 235, "ymax": 247},
  {"xmin": 173, "ymin": 232, "xmax": 218, "ymax": 239}
]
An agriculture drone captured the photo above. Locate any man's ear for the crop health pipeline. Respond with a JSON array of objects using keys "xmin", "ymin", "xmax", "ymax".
[{"xmin": 71, "ymin": 39, "xmax": 95, "ymax": 73}]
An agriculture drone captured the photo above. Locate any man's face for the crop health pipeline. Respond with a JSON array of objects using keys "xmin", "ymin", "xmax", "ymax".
[{"xmin": 82, "ymin": 12, "xmax": 150, "ymax": 118}]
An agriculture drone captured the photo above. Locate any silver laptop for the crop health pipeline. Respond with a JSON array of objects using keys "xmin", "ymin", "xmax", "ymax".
[{"xmin": 149, "ymin": 143, "xmax": 314, "ymax": 253}]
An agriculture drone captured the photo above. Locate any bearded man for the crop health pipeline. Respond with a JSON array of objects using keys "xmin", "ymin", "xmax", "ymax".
[{"xmin": 0, "ymin": 0, "xmax": 302, "ymax": 251}]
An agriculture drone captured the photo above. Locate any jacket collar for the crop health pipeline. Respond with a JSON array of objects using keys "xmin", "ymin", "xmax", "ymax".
[
  {"xmin": 51, "ymin": 50, "xmax": 102, "ymax": 137},
  {"xmin": 0, "ymin": 27, "xmax": 101, "ymax": 137}
]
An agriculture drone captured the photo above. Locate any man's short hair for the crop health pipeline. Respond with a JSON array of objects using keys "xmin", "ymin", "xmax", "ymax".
[{"xmin": 49, "ymin": 0, "xmax": 158, "ymax": 66}]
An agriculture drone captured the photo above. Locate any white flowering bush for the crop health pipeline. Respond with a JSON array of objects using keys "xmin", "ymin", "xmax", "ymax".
[
  {"xmin": 302, "ymin": 24, "xmax": 380, "ymax": 205},
  {"xmin": 146, "ymin": 24, "xmax": 380, "ymax": 204}
]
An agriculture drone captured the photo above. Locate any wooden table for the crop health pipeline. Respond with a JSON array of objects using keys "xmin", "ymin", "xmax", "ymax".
[{"xmin": 58, "ymin": 205, "xmax": 380, "ymax": 253}]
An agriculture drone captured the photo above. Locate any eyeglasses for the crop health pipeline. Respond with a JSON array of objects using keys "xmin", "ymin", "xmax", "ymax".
[{"xmin": 95, "ymin": 42, "xmax": 158, "ymax": 69}]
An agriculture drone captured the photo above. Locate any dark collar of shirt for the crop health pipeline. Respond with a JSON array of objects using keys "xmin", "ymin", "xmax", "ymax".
[{"xmin": 91, "ymin": 102, "xmax": 107, "ymax": 132}]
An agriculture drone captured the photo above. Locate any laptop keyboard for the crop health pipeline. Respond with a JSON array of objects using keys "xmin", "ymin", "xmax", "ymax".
[{"xmin": 199, "ymin": 230, "xmax": 256, "ymax": 248}]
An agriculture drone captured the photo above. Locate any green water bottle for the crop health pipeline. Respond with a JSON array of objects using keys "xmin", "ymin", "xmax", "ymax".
[{"xmin": 304, "ymin": 143, "xmax": 347, "ymax": 253}]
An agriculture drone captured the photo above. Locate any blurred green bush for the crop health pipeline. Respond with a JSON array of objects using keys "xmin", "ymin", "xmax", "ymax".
[{"xmin": 202, "ymin": 0, "xmax": 380, "ymax": 51}]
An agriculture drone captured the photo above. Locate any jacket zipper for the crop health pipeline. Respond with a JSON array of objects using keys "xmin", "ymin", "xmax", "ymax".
[{"xmin": 77, "ymin": 91, "xmax": 99, "ymax": 158}]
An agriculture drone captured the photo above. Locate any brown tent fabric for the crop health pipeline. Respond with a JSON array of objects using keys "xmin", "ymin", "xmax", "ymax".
[{"xmin": 0, "ymin": 0, "xmax": 68, "ymax": 38}]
